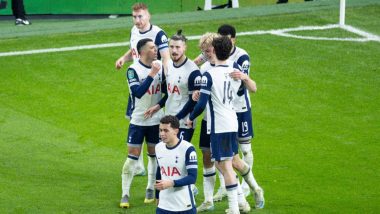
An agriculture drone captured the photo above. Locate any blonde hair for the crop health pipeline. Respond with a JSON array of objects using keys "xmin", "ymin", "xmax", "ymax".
[
  {"xmin": 199, "ymin": 32, "xmax": 219, "ymax": 50},
  {"xmin": 132, "ymin": 2, "xmax": 148, "ymax": 11}
]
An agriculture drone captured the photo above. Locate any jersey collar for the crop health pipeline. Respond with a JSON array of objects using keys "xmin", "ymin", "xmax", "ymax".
[
  {"xmin": 230, "ymin": 46, "xmax": 237, "ymax": 56},
  {"xmin": 173, "ymin": 57, "xmax": 188, "ymax": 68},
  {"xmin": 139, "ymin": 24, "xmax": 153, "ymax": 34},
  {"xmin": 138, "ymin": 60, "xmax": 152, "ymax": 69},
  {"xmin": 166, "ymin": 139, "xmax": 182, "ymax": 150}
]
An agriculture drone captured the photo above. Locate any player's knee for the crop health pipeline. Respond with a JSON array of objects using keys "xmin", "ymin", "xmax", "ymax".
[{"xmin": 232, "ymin": 155, "xmax": 246, "ymax": 171}]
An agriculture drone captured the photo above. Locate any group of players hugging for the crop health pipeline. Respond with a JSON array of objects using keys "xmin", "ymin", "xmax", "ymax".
[{"xmin": 115, "ymin": 3, "xmax": 265, "ymax": 214}]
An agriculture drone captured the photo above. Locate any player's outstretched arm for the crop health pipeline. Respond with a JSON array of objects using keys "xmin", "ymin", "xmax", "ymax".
[{"xmin": 115, "ymin": 49, "xmax": 133, "ymax": 70}]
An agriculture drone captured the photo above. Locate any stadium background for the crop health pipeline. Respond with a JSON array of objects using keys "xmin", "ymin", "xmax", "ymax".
[
  {"xmin": 0, "ymin": 0, "xmax": 308, "ymax": 14},
  {"xmin": 0, "ymin": 0, "xmax": 379, "ymax": 213}
]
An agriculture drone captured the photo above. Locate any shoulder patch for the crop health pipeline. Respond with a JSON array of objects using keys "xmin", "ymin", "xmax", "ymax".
[
  {"xmin": 194, "ymin": 76, "xmax": 202, "ymax": 86},
  {"xmin": 127, "ymin": 69, "xmax": 135, "ymax": 79},
  {"xmin": 242, "ymin": 60, "xmax": 250, "ymax": 72},
  {"xmin": 201, "ymin": 76, "xmax": 208, "ymax": 86},
  {"xmin": 161, "ymin": 35, "xmax": 168, "ymax": 43},
  {"xmin": 189, "ymin": 151, "xmax": 197, "ymax": 162}
]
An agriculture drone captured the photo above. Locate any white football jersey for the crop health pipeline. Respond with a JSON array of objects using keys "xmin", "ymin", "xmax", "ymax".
[
  {"xmin": 126, "ymin": 60, "xmax": 165, "ymax": 126},
  {"xmin": 165, "ymin": 58, "xmax": 201, "ymax": 129},
  {"xmin": 200, "ymin": 60, "xmax": 238, "ymax": 123},
  {"xmin": 201, "ymin": 63, "xmax": 242, "ymax": 133},
  {"xmin": 155, "ymin": 140, "xmax": 198, "ymax": 212},
  {"xmin": 130, "ymin": 25, "xmax": 168, "ymax": 63},
  {"xmin": 229, "ymin": 46, "xmax": 252, "ymax": 113}
]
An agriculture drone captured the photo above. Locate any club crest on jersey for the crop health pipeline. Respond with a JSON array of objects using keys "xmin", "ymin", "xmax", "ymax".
[
  {"xmin": 160, "ymin": 166, "xmax": 181, "ymax": 176},
  {"xmin": 201, "ymin": 76, "xmax": 208, "ymax": 86}
]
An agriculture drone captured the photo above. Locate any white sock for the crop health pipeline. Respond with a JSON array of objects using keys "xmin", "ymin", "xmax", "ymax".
[
  {"xmin": 236, "ymin": 175, "xmax": 247, "ymax": 205},
  {"xmin": 136, "ymin": 147, "xmax": 145, "ymax": 172},
  {"xmin": 242, "ymin": 165, "xmax": 260, "ymax": 191},
  {"xmin": 204, "ymin": 0, "xmax": 212, "ymax": 10},
  {"xmin": 226, "ymin": 184, "xmax": 239, "ymax": 213},
  {"xmin": 121, "ymin": 157, "xmax": 138, "ymax": 197},
  {"xmin": 203, "ymin": 166, "xmax": 216, "ymax": 203},
  {"xmin": 240, "ymin": 143, "xmax": 254, "ymax": 167},
  {"xmin": 240, "ymin": 143, "xmax": 254, "ymax": 190},
  {"xmin": 232, "ymin": 0, "xmax": 239, "ymax": 8},
  {"xmin": 217, "ymin": 168, "xmax": 226, "ymax": 190},
  {"xmin": 146, "ymin": 155, "xmax": 157, "ymax": 190}
]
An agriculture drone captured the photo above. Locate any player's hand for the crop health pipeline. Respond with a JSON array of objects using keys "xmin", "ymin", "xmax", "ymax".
[
  {"xmin": 154, "ymin": 180, "xmax": 174, "ymax": 190},
  {"xmin": 192, "ymin": 90, "xmax": 200, "ymax": 101},
  {"xmin": 149, "ymin": 60, "xmax": 161, "ymax": 77},
  {"xmin": 186, "ymin": 119, "xmax": 193, "ymax": 128},
  {"xmin": 115, "ymin": 57, "xmax": 125, "ymax": 70},
  {"xmin": 144, "ymin": 104, "xmax": 160, "ymax": 119},
  {"xmin": 230, "ymin": 70, "xmax": 248, "ymax": 81}
]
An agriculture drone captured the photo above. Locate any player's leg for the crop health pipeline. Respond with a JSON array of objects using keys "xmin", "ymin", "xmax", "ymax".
[
  {"xmin": 144, "ymin": 125, "xmax": 160, "ymax": 203},
  {"xmin": 232, "ymin": 154, "xmax": 264, "ymax": 209},
  {"xmin": 134, "ymin": 147, "xmax": 146, "ymax": 176},
  {"xmin": 197, "ymin": 120, "xmax": 215, "ymax": 212},
  {"xmin": 236, "ymin": 174, "xmax": 251, "ymax": 213},
  {"xmin": 214, "ymin": 168, "xmax": 227, "ymax": 202},
  {"xmin": 237, "ymin": 111, "xmax": 254, "ymax": 196},
  {"xmin": 121, "ymin": 124, "xmax": 144, "ymax": 208},
  {"xmin": 212, "ymin": 133, "xmax": 239, "ymax": 213},
  {"xmin": 216, "ymin": 160, "xmax": 238, "ymax": 214}
]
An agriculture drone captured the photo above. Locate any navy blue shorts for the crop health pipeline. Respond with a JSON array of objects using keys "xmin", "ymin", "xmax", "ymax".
[
  {"xmin": 178, "ymin": 128, "xmax": 195, "ymax": 142},
  {"xmin": 127, "ymin": 124, "xmax": 159, "ymax": 147},
  {"xmin": 156, "ymin": 207, "xmax": 196, "ymax": 214},
  {"xmin": 199, "ymin": 119, "xmax": 211, "ymax": 150},
  {"xmin": 210, "ymin": 132, "xmax": 238, "ymax": 162},
  {"xmin": 237, "ymin": 110, "xmax": 254, "ymax": 142}
]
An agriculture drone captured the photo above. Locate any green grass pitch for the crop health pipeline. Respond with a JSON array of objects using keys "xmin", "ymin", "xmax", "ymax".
[{"xmin": 0, "ymin": 0, "xmax": 379, "ymax": 213}]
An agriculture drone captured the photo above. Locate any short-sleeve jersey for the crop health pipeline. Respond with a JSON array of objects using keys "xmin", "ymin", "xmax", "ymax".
[
  {"xmin": 200, "ymin": 60, "xmax": 237, "ymax": 123},
  {"xmin": 165, "ymin": 58, "xmax": 202, "ymax": 129},
  {"xmin": 201, "ymin": 63, "xmax": 242, "ymax": 133},
  {"xmin": 126, "ymin": 60, "xmax": 165, "ymax": 126},
  {"xmin": 130, "ymin": 25, "xmax": 168, "ymax": 63},
  {"xmin": 229, "ymin": 46, "xmax": 252, "ymax": 113},
  {"xmin": 155, "ymin": 140, "xmax": 198, "ymax": 212}
]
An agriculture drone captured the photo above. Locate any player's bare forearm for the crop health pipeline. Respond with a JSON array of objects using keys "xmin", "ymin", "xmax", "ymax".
[
  {"xmin": 230, "ymin": 70, "xmax": 257, "ymax": 92},
  {"xmin": 115, "ymin": 50, "xmax": 132, "ymax": 69},
  {"xmin": 193, "ymin": 54, "xmax": 205, "ymax": 66}
]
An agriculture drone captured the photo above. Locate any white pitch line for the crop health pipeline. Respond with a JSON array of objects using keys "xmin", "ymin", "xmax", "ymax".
[
  {"xmin": 0, "ymin": 42, "xmax": 130, "ymax": 57},
  {"xmin": 340, "ymin": 24, "xmax": 380, "ymax": 41},
  {"xmin": 0, "ymin": 24, "xmax": 379, "ymax": 57}
]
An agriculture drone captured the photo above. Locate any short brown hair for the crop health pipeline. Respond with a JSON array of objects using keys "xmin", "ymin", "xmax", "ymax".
[
  {"xmin": 160, "ymin": 115, "xmax": 180, "ymax": 129},
  {"xmin": 132, "ymin": 2, "xmax": 148, "ymax": 11},
  {"xmin": 212, "ymin": 36, "xmax": 232, "ymax": 61}
]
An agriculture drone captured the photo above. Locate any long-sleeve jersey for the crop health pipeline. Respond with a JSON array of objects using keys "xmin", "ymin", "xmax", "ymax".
[{"xmin": 126, "ymin": 60, "xmax": 167, "ymax": 126}]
